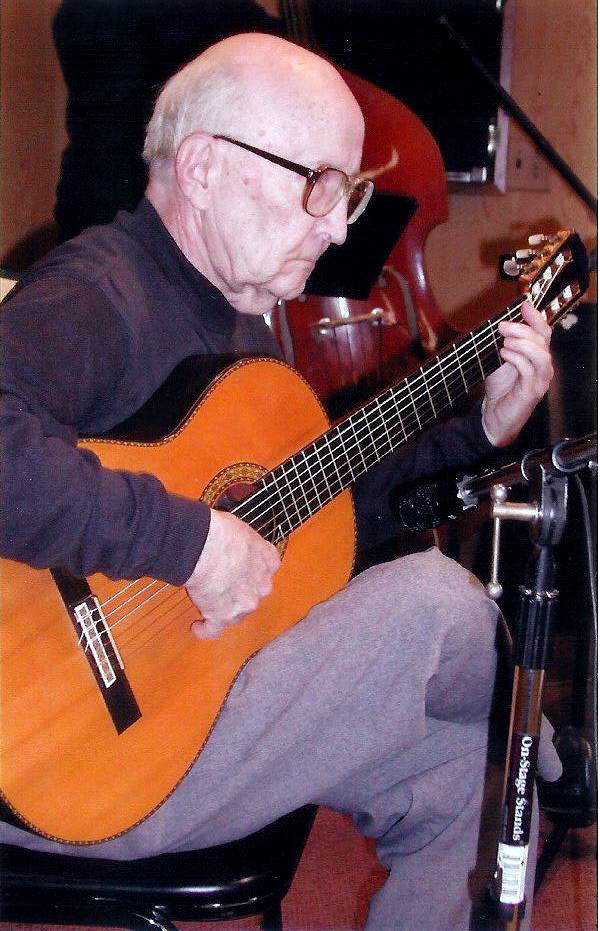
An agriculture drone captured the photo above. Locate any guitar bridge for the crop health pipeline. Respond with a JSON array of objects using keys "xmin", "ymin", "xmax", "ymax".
[
  {"xmin": 52, "ymin": 569, "xmax": 142, "ymax": 734},
  {"xmin": 74, "ymin": 597, "xmax": 123, "ymax": 688}
]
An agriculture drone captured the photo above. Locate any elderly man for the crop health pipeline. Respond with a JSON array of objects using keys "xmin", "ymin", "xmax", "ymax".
[{"xmin": 1, "ymin": 34, "xmax": 558, "ymax": 929}]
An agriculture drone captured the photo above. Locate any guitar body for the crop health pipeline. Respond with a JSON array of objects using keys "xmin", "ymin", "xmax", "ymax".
[{"xmin": 0, "ymin": 358, "xmax": 356, "ymax": 844}]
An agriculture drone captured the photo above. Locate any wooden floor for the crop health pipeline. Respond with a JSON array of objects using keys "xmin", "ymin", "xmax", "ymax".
[{"xmin": 282, "ymin": 807, "xmax": 598, "ymax": 931}]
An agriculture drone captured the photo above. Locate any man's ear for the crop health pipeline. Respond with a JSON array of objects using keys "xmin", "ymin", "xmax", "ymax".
[{"xmin": 174, "ymin": 132, "xmax": 216, "ymax": 209}]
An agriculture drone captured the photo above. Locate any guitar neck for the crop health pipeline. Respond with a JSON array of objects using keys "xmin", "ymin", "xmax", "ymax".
[{"xmin": 232, "ymin": 296, "xmax": 527, "ymax": 542}]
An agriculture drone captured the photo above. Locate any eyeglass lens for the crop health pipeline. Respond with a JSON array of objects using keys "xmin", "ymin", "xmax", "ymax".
[
  {"xmin": 347, "ymin": 180, "xmax": 373, "ymax": 223},
  {"xmin": 305, "ymin": 169, "xmax": 373, "ymax": 224}
]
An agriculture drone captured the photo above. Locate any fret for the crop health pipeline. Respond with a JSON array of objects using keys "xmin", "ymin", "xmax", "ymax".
[
  {"xmin": 437, "ymin": 356, "xmax": 453, "ymax": 407},
  {"xmin": 488, "ymin": 320, "xmax": 503, "ymax": 364},
  {"xmin": 312, "ymin": 440, "xmax": 335, "ymax": 507},
  {"xmin": 454, "ymin": 343, "xmax": 469, "ymax": 394},
  {"xmin": 289, "ymin": 452, "xmax": 312, "ymax": 519},
  {"xmin": 242, "ymin": 293, "xmax": 533, "ymax": 542},
  {"xmin": 348, "ymin": 415, "xmax": 368, "ymax": 471},
  {"xmin": 405, "ymin": 376, "xmax": 422, "ymax": 430},
  {"xmin": 322, "ymin": 432, "xmax": 344, "ymax": 496},
  {"xmin": 271, "ymin": 464, "xmax": 303, "ymax": 528},
  {"xmin": 333, "ymin": 423, "xmax": 356, "ymax": 482},
  {"xmin": 389, "ymin": 386, "xmax": 409, "ymax": 443},
  {"xmin": 420, "ymin": 365, "xmax": 437, "ymax": 419},
  {"xmin": 268, "ymin": 475, "xmax": 295, "ymax": 538},
  {"xmin": 487, "ymin": 320, "xmax": 503, "ymax": 374},
  {"xmin": 359, "ymin": 406, "xmax": 379, "ymax": 464},
  {"xmin": 374, "ymin": 396, "xmax": 394, "ymax": 456},
  {"xmin": 471, "ymin": 331, "xmax": 485, "ymax": 380},
  {"xmin": 300, "ymin": 446, "xmax": 322, "ymax": 513}
]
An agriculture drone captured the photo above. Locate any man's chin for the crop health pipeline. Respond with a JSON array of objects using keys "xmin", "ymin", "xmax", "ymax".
[
  {"xmin": 277, "ymin": 274, "xmax": 312, "ymax": 302},
  {"xmin": 232, "ymin": 271, "xmax": 312, "ymax": 314}
]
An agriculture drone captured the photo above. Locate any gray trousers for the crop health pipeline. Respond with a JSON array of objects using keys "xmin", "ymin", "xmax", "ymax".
[{"xmin": 1, "ymin": 548, "xmax": 561, "ymax": 929}]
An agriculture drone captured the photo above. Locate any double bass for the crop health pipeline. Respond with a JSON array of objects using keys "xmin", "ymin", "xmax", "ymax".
[{"xmin": 271, "ymin": 1, "xmax": 455, "ymax": 417}]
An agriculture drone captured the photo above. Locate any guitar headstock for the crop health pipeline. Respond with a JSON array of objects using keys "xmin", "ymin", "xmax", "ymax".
[{"xmin": 502, "ymin": 230, "xmax": 589, "ymax": 328}]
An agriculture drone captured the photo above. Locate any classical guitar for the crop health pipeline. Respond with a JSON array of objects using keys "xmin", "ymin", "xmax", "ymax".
[{"xmin": 0, "ymin": 231, "xmax": 588, "ymax": 843}]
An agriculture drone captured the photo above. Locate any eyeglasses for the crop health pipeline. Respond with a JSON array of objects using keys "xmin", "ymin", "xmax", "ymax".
[{"xmin": 213, "ymin": 135, "xmax": 374, "ymax": 224}]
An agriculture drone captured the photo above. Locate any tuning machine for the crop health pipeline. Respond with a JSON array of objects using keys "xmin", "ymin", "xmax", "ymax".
[
  {"xmin": 499, "ymin": 232, "xmax": 562, "ymax": 279},
  {"xmin": 500, "ymin": 248, "xmax": 538, "ymax": 278},
  {"xmin": 528, "ymin": 233, "xmax": 552, "ymax": 247}
]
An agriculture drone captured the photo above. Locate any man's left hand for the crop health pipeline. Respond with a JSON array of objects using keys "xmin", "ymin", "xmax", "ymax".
[{"xmin": 482, "ymin": 301, "xmax": 554, "ymax": 447}]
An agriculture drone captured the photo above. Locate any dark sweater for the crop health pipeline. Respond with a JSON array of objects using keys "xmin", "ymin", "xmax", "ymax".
[{"xmin": 0, "ymin": 199, "xmax": 494, "ymax": 585}]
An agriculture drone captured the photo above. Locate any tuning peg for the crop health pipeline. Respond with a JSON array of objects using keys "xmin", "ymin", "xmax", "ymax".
[
  {"xmin": 528, "ymin": 233, "xmax": 549, "ymax": 246},
  {"xmin": 501, "ymin": 258, "xmax": 521, "ymax": 278},
  {"xmin": 500, "ymin": 246, "xmax": 541, "ymax": 278}
]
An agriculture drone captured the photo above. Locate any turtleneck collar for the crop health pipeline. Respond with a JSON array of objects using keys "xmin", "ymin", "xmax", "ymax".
[{"xmin": 122, "ymin": 197, "xmax": 238, "ymax": 335}]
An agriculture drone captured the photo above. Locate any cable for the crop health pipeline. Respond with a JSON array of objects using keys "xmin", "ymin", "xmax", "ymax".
[{"xmin": 573, "ymin": 472, "xmax": 598, "ymax": 752}]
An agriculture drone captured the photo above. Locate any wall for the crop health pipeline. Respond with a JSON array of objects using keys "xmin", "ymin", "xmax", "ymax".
[
  {"xmin": 1, "ymin": 0, "xmax": 596, "ymax": 317},
  {"xmin": 0, "ymin": 0, "xmax": 66, "ymax": 269},
  {"xmin": 426, "ymin": 0, "xmax": 597, "ymax": 325}
]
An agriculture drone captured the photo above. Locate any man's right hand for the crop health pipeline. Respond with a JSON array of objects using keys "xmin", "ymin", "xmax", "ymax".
[{"xmin": 185, "ymin": 509, "xmax": 281, "ymax": 639}]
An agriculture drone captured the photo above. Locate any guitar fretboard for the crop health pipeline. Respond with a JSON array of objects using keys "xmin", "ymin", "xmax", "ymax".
[
  {"xmin": 233, "ymin": 237, "xmax": 584, "ymax": 544},
  {"xmin": 232, "ymin": 298, "xmax": 522, "ymax": 543}
]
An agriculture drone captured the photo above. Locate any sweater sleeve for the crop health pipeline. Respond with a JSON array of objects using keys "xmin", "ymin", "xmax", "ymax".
[
  {"xmin": 0, "ymin": 276, "xmax": 210, "ymax": 584},
  {"xmin": 353, "ymin": 403, "xmax": 496, "ymax": 552}
]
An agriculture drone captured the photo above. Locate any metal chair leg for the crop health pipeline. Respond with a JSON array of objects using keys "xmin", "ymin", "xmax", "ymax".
[
  {"xmin": 127, "ymin": 908, "xmax": 180, "ymax": 931},
  {"xmin": 260, "ymin": 902, "xmax": 283, "ymax": 931},
  {"xmin": 534, "ymin": 822, "xmax": 570, "ymax": 892}
]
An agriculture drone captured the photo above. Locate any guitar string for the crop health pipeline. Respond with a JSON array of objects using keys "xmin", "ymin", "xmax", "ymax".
[
  {"xmin": 105, "ymin": 590, "xmax": 195, "ymax": 662},
  {"xmin": 83, "ymin": 275, "xmax": 563, "ymax": 650},
  {"xmin": 83, "ymin": 331, "xmax": 499, "ymax": 646},
  {"xmin": 86, "ymin": 319, "xmax": 522, "ymax": 651},
  {"xmin": 130, "ymin": 299, "xmax": 523, "ymax": 558},
  {"xmin": 91, "ymin": 315, "xmax": 504, "ymax": 624},
  {"xmin": 116, "ymin": 589, "xmax": 192, "ymax": 656}
]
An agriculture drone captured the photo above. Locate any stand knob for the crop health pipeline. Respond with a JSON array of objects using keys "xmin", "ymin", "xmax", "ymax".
[{"xmin": 486, "ymin": 484, "xmax": 508, "ymax": 600}]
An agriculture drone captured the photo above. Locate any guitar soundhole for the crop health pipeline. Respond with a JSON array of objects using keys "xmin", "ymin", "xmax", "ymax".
[{"xmin": 202, "ymin": 464, "xmax": 287, "ymax": 555}]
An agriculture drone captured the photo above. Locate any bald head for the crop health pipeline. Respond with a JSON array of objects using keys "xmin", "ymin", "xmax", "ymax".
[{"xmin": 143, "ymin": 33, "xmax": 364, "ymax": 168}]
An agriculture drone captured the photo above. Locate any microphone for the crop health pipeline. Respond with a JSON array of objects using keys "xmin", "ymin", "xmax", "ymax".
[{"xmin": 391, "ymin": 474, "xmax": 466, "ymax": 532}]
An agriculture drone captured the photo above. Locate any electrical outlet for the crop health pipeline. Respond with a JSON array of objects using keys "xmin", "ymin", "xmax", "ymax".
[{"xmin": 506, "ymin": 134, "xmax": 550, "ymax": 192}]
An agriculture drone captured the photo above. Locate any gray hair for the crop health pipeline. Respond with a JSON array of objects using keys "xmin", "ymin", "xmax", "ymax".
[{"xmin": 143, "ymin": 57, "xmax": 243, "ymax": 166}]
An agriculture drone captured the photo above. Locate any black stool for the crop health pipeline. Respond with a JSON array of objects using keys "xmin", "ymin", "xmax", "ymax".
[{"xmin": 0, "ymin": 805, "xmax": 317, "ymax": 931}]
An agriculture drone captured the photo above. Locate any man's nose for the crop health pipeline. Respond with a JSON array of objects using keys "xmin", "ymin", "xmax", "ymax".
[{"xmin": 318, "ymin": 197, "xmax": 348, "ymax": 247}]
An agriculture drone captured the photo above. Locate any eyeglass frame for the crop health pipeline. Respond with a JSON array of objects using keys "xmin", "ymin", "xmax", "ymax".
[{"xmin": 213, "ymin": 134, "xmax": 374, "ymax": 223}]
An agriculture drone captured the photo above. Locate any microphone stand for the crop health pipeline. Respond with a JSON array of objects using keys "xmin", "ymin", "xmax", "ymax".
[
  {"xmin": 457, "ymin": 436, "xmax": 597, "ymax": 929},
  {"xmin": 491, "ymin": 466, "xmax": 564, "ymax": 928}
]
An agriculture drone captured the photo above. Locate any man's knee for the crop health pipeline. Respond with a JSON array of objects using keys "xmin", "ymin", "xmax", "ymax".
[
  {"xmin": 393, "ymin": 548, "xmax": 500, "ymax": 722},
  {"xmin": 384, "ymin": 547, "xmax": 497, "ymax": 633},
  {"xmin": 349, "ymin": 548, "xmax": 497, "ymax": 654}
]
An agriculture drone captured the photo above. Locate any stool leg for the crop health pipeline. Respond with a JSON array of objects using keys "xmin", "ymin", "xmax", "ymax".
[
  {"xmin": 129, "ymin": 908, "xmax": 180, "ymax": 931},
  {"xmin": 534, "ymin": 822, "xmax": 570, "ymax": 892},
  {"xmin": 260, "ymin": 902, "xmax": 283, "ymax": 931}
]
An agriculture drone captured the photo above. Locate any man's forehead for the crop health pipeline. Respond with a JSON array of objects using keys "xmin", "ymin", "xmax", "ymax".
[{"xmin": 238, "ymin": 83, "xmax": 364, "ymax": 172}]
